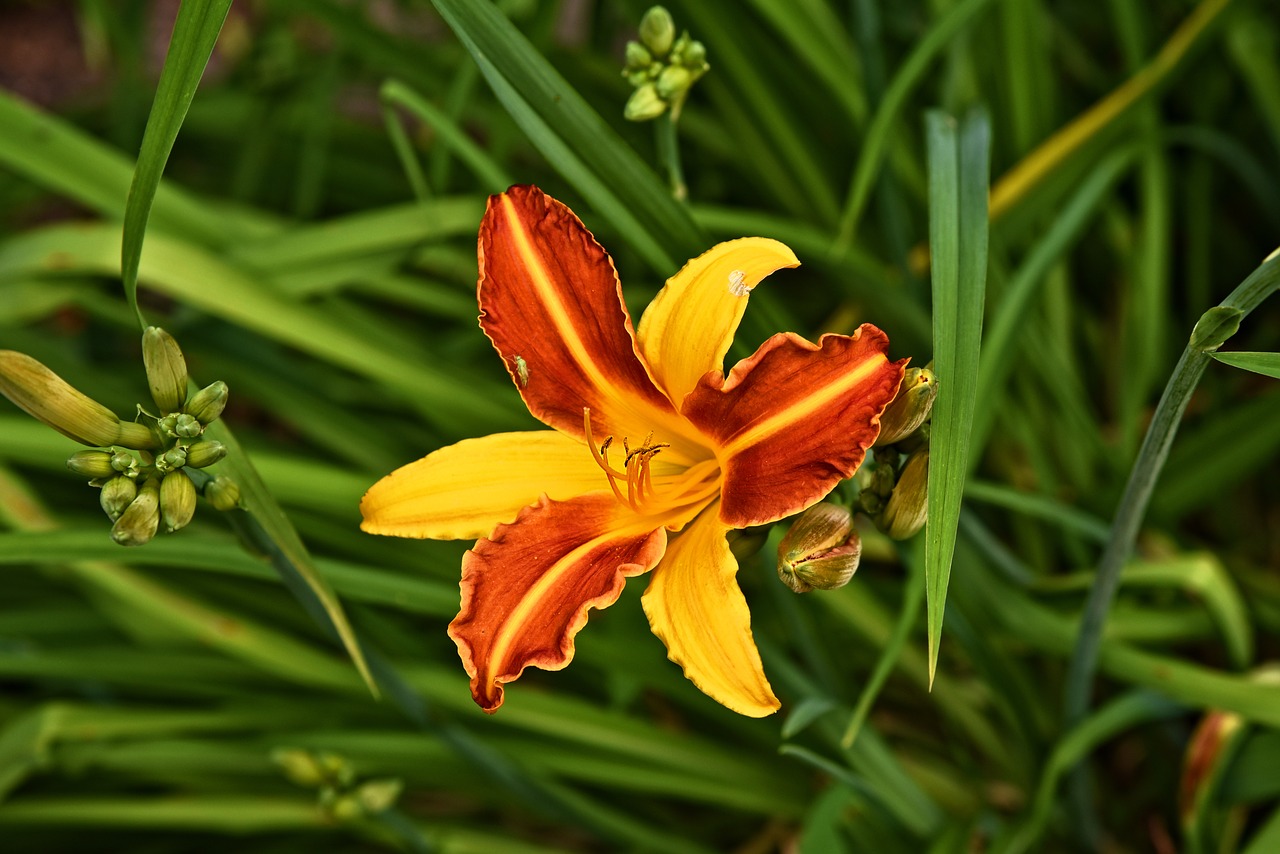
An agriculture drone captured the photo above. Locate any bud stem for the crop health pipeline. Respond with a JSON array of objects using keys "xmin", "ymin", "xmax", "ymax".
[{"xmin": 655, "ymin": 111, "xmax": 687, "ymax": 201}]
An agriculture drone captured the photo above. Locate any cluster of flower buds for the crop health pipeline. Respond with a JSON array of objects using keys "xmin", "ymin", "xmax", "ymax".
[
  {"xmin": 0, "ymin": 328, "xmax": 242, "ymax": 548},
  {"xmin": 622, "ymin": 6, "xmax": 709, "ymax": 122},
  {"xmin": 775, "ymin": 364, "xmax": 937, "ymax": 592},
  {"xmin": 272, "ymin": 748, "xmax": 403, "ymax": 822}
]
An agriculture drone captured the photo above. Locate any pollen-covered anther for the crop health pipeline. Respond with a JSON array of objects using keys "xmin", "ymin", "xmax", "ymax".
[{"xmin": 582, "ymin": 408, "xmax": 668, "ymax": 511}]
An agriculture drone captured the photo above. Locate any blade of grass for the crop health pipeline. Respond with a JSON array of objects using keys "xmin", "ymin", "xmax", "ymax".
[
  {"xmin": 429, "ymin": 0, "xmax": 704, "ymax": 273},
  {"xmin": 119, "ymin": 0, "xmax": 233, "ymax": 327},
  {"xmin": 972, "ymin": 147, "xmax": 1136, "ymax": 456},
  {"xmin": 834, "ymin": 0, "xmax": 997, "ymax": 250},
  {"xmin": 988, "ymin": 0, "xmax": 1234, "ymax": 222},
  {"xmin": 923, "ymin": 108, "xmax": 990, "ymax": 684},
  {"xmin": 841, "ymin": 539, "xmax": 924, "ymax": 747},
  {"xmin": 1210, "ymin": 351, "xmax": 1280, "ymax": 378},
  {"xmin": 379, "ymin": 79, "xmax": 513, "ymax": 194}
]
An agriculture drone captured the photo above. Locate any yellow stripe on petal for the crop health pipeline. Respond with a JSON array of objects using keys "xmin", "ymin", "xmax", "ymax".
[
  {"xmin": 478, "ymin": 186, "xmax": 678, "ymax": 443},
  {"xmin": 683, "ymin": 327, "xmax": 905, "ymax": 528},
  {"xmin": 641, "ymin": 503, "xmax": 780, "ymax": 717},
  {"xmin": 360, "ymin": 431, "xmax": 607, "ymax": 540},
  {"xmin": 635, "ymin": 238, "xmax": 799, "ymax": 407}
]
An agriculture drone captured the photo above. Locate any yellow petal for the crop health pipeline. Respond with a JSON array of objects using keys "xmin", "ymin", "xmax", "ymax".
[
  {"xmin": 360, "ymin": 431, "xmax": 606, "ymax": 540},
  {"xmin": 635, "ymin": 238, "xmax": 799, "ymax": 406},
  {"xmin": 641, "ymin": 501, "xmax": 780, "ymax": 717}
]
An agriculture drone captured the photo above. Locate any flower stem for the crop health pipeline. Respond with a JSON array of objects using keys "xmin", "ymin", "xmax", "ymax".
[
  {"xmin": 1063, "ymin": 247, "xmax": 1280, "ymax": 727},
  {"xmin": 655, "ymin": 111, "xmax": 687, "ymax": 201}
]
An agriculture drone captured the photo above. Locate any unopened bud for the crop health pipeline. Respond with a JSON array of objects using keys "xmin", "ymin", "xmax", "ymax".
[
  {"xmin": 184, "ymin": 381, "xmax": 228, "ymax": 425},
  {"xmin": 158, "ymin": 414, "xmax": 179, "ymax": 437},
  {"xmin": 100, "ymin": 475, "xmax": 137, "ymax": 521},
  {"xmin": 184, "ymin": 440, "xmax": 227, "ymax": 469},
  {"xmin": 0, "ymin": 351, "xmax": 159, "ymax": 449},
  {"xmin": 111, "ymin": 477, "xmax": 161, "ymax": 546},
  {"xmin": 327, "ymin": 793, "xmax": 364, "ymax": 822},
  {"xmin": 728, "ymin": 526, "xmax": 769, "ymax": 562},
  {"xmin": 876, "ymin": 367, "xmax": 937, "ymax": 446},
  {"xmin": 877, "ymin": 449, "xmax": 928, "ymax": 540},
  {"xmin": 655, "ymin": 65, "xmax": 693, "ymax": 100},
  {"xmin": 159, "ymin": 447, "xmax": 187, "ymax": 472},
  {"xmin": 205, "ymin": 475, "xmax": 241, "ymax": 511},
  {"xmin": 681, "ymin": 39, "xmax": 707, "ymax": 70},
  {"xmin": 316, "ymin": 752, "xmax": 355, "ymax": 788},
  {"xmin": 111, "ymin": 449, "xmax": 140, "ymax": 478},
  {"xmin": 272, "ymin": 748, "xmax": 328, "ymax": 788},
  {"xmin": 160, "ymin": 470, "xmax": 197, "ymax": 533},
  {"xmin": 67, "ymin": 450, "xmax": 116, "ymax": 479},
  {"xmin": 639, "ymin": 6, "xmax": 675, "ymax": 57},
  {"xmin": 624, "ymin": 83, "xmax": 667, "ymax": 121},
  {"xmin": 624, "ymin": 40, "xmax": 652, "ymax": 70},
  {"xmin": 777, "ymin": 503, "xmax": 862, "ymax": 593},
  {"xmin": 355, "ymin": 778, "xmax": 403, "ymax": 814},
  {"xmin": 142, "ymin": 327, "xmax": 188, "ymax": 413},
  {"xmin": 174, "ymin": 413, "xmax": 202, "ymax": 438}
]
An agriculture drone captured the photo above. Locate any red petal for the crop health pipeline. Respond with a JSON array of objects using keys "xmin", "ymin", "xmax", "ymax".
[
  {"xmin": 449, "ymin": 493, "xmax": 666, "ymax": 712},
  {"xmin": 478, "ymin": 186, "xmax": 676, "ymax": 439},
  {"xmin": 683, "ymin": 326, "xmax": 906, "ymax": 527}
]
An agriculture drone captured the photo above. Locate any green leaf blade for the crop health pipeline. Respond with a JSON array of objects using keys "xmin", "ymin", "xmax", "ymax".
[{"xmin": 924, "ymin": 109, "xmax": 990, "ymax": 685}]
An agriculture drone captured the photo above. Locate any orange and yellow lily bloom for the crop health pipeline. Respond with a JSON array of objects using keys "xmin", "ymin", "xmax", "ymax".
[{"xmin": 360, "ymin": 186, "xmax": 905, "ymax": 717}]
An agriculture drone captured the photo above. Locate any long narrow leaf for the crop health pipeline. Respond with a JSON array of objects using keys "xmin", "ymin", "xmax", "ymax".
[
  {"xmin": 120, "ymin": 0, "xmax": 233, "ymax": 326},
  {"xmin": 924, "ymin": 109, "xmax": 990, "ymax": 683},
  {"xmin": 429, "ymin": 0, "xmax": 704, "ymax": 273},
  {"xmin": 1210, "ymin": 351, "xmax": 1280, "ymax": 378}
]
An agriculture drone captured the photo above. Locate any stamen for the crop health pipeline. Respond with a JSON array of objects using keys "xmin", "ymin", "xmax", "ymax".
[{"xmin": 582, "ymin": 407, "xmax": 680, "ymax": 513}]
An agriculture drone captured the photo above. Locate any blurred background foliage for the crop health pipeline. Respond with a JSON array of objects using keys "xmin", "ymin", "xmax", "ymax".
[{"xmin": 0, "ymin": 0, "xmax": 1278, "ymax": 851}]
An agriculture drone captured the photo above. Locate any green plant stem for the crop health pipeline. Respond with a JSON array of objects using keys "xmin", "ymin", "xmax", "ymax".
[
  {"xmin": 1064, "ymin": 248, "xmax": 1280, "ymax": 725},
  {"xmin": 656, "ymin": 111, "xmax": 687, "ymax": 201}
]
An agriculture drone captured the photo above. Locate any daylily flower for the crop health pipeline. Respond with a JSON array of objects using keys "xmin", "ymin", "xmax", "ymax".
[{"xmin": 360, "ymin": 186, "xmax": 905, "ymax": 717}]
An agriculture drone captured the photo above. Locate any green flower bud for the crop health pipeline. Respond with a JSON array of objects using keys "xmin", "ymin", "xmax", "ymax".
[
  {"xmin": 99, "ymin": 475, "xmax": 137, "ymax": 522},
  {"xmin": 67, "ymin": 450, "xmax": 116, "ymax": 479},
  {"xmin": 142, "ymin": 327, "xmax": 189, "ymax": 414},
  {"xmin": 777, "ymin": 503, "xmax": 862, "ymax": 593},
  {"xmin": 205, "ymin": 475, "xmax": 241, "ymax": 511},
  {"xmin": 184, "ymin": 381, "xmax": 228, "ymax": 425},
  {"xmin": 0, "ymin": 350, "xmax": 159, "ymax": 449},
  {"xmin": 624, "ymin": 40, "xmax": 652, "ymax": 71},
  {"xmin": 875, "ymin": 367, "xmax": 938, "ymax": 446},
  {"xmin": 327, "ymin": 793, "xmax": 364, "ymax": 822},
  {"xmin": 174, "ymin": 413, "xmax": 202, "ymax": 439},
  {"xmin": 317, "ymin": 752, "xmax": 355, "ymax": 788},
  {"xmin": 681, "ymin": 39, "xmax": 707, "ymax": 70},
  {"xmin": 185, "ymin": 440, "xmax": 227, "ymax": 469},
  {"xmin": 272, "ymin": 748, "xmax": 328, "ymax": 788},
  {"xmin": 159, "ymin": 447, "xmax": 187, "ymax": 473},
  {"xmin": 1190, "ymin": 306, "xmax": 1244, "ymax": 353},
  {"xmin": 158, "ymin": 413, "xmax": 179, "ymax": 437},
  {"xmin": 355, "ymin": 778, "xmax": 403, "ymax": 815},
  {"xmin": 111, "ymin": 449, "xmax": 140, "ymax": 478},
  {"xmin": 639, "ymin": 6, "xmax": 675, "ymax": 57},
  {"xmin": 111, "ymin": 477, "xmax": 161, "ymax": 547},
  {"xmin": 655, "ymin": 65, "xmax": 693, "ymax": 100},
  {"xmin": 727, "ymin": 526, "xmax": 770, "ymax": 562},
  {"xmin": 160, "ymin": 470, "xmax": 197, "ymax": 533},
  {"xmin": 877, "ymin": 449, "xmax": 929, "ymax": 540},
  {"xmin": 624, "ymin": 83, "xmax": 667, "ymax": 122}
]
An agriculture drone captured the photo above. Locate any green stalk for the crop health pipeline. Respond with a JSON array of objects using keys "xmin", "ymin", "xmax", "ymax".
[
  {"xmin": 655, "ymin": 111, "xmax": 687, "ymax": 201},
  {"xmin": 1064, "ymin": 248, "xmax": 1280, "ymax": 725}
]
